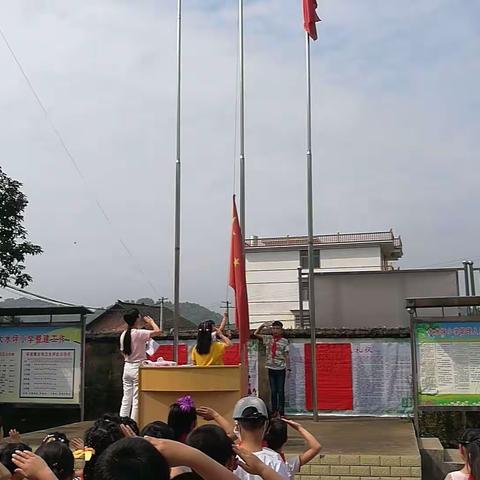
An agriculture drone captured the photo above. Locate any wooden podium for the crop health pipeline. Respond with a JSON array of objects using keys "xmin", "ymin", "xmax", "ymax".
[{"xmin": 138, "ymin": 365, "xmax": 242, "ymax": 428}]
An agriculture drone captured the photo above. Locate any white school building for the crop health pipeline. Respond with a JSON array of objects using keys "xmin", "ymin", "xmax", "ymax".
[{"xmin": 245, "ymin": 230, "xmax": 403, "ymax": 329}]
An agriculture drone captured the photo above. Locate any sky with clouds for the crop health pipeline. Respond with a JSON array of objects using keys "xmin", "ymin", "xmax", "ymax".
[{"xmin": 0, "ymin": 0, "xmax": 479, "ymax": 309}]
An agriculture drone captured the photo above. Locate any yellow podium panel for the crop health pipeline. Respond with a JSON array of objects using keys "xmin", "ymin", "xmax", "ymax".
[{"xmin": 138, "ymin": 365, "xmax": 241, "ymax": 428}]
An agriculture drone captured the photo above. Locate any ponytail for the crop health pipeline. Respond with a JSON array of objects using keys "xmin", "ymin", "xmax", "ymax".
[
  {"xmin": 196, "ymin": 322, "xmax": 213, "ymax": 355},
  {"xmin": 122, "ymin": 308, "xmax": 140, "ymax": 356},
  {"xmin": 460, "ymin": 429, "xmax": 480, "ymax": 480}
]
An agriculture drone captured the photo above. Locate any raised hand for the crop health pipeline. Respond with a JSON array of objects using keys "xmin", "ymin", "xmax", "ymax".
[{"xmin": 8, "ymin": 428, "xmax": 21, "ymax": 443}]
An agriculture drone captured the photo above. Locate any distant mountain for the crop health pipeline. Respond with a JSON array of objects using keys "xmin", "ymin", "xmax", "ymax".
[
  {"xmin": 122, "ymin": 298, "xmax": 222, "ymax": 325},
  {"xmin": 0, "ymin": 297, "xmax": 53, "ymax": 308},
  {"xmin": 0, "ymin": 297, "xmax": 222, "ymax": 327},
  {"xmin": 164, "ymin": 301, "xmax": 222, "ymax": 325}
]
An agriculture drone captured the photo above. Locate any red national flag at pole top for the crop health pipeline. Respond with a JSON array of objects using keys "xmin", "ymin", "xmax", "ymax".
[
  {"xmin": 303, "ymin": 0, "xmax": 320, "ymax": 40},
  {"xmin": 229, "ymin": 196, "xmax": 250, "ymax": 340}
]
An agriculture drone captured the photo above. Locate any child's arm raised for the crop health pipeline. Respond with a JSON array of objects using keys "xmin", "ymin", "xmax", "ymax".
[
  {"xmin": 196, "ymin": 406, "xmax": 236, "ymax": 440},
  {"xmin": 12, "ymin": 450, "xmax": 58, "ymax": 480},
  {"xmin": 218, "ymin": 311, "xmax": 228, "ymax": 332},
  {"xmin": 146, "ymin": 437, "xmax": 238, "ymax": 480},
  {"xmin": 283, "ymin": 418, "xmax": 321, "ymax": 466}
]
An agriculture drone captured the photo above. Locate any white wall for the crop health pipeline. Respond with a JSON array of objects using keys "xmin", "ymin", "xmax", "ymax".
[
  {"xmin": 246, "ymin": 250, "xmax": 299, "ymax": 328},
  {"xmin": 320, "ymin": 246, "xmax": 382, "ymax": 271},
  {"xmin": 246, "ymin": 246, "xmax": 384, "ymax": 328}
]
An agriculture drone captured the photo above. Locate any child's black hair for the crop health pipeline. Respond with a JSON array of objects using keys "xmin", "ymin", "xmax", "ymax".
[
  {"xmin": 94, "ymin": 437, "xmax": 170, "ymax": 480},
  {"xmin": 167, "ymin": 397, "xmax": 197, "ymax": 442},
  {"xmin": 195, "ymin": 322, "xmax": 213, "ymax": 355},
  {"xmin": 237, "ymin": 408, "xmax": 268, "ymax": 433},
  {"xmin": 140, "ymin": 421, "xmax": 174, "ymax": 440},
  {"xmin": 122, "ymin": 308, "xmax": 140, "ymax": 356},
  {"xmin": 120, "ymin": 416, "xmax": 140, "ymax": 435},
  {"xmin": 83, "ymin": 419, "xmax": 123, "ymax": 480},
  {"xmin": 460, "ymin": 428, "xmax": 480, "ymax": 480},
  {"xmin": 42, "ymin": 431, "xmax": 70, "ymax": 447},
  {"xmin": 35, "ymin": 441, "xmax": 74, "ymax": 480},
  {"xmin": 0, "ymin": 442, "xmax": 32, "ymax": 474},
  {"xmin": 186, "ymin": 424, "xmax": 234, "ymax": 467},
  {"xmin": 264, "ymin": 418, "xmax": 288, "ymax": 451},
  {"xmin": 96, "ymin": 413, "xmax": 122, "ymax": 425}
]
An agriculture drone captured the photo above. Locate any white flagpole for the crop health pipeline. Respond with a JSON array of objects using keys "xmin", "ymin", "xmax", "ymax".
[
  {"xmin": 173, "ymin": 0, "xmax": 182, "ymax": 362},
  {"xmin": 239, "ymin": 0, "xmax": 246, "ymax": 238},
  {"xmin": 306, "ymin": 32, "xmax": 319, "ymax": 421}
]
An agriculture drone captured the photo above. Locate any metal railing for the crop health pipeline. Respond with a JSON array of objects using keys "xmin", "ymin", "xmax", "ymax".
[{"xmin": 245, "ymin": 231, "xmax": 402, "ymax": 249}]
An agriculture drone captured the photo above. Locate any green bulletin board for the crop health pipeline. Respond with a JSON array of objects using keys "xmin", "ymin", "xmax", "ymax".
[{"xmin": 416, "ymin": 322, "xmax": 480, "ymax": 407}]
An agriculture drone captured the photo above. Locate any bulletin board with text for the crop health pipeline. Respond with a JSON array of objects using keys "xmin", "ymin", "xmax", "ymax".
[{"xmin": 0, "ymin": 325, "xmax": 83, "ymax": 405}]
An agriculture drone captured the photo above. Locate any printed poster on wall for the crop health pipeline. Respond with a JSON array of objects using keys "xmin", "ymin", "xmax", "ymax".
[
  {"xmin": 416, "ymin": 322, "xmax": 480, "ymax": 406},
  {"xmin": 0, "ymin": 326, "xmax": 82, "ymax": 404},
  {"xmin": 304, "ymin": 343, "xmax": 354, "ymax": 411},
  {"xmin": 285, "ymin": 340, "xmax": 412, "ymax": 415},
  {"xmin": 352, "ymin": 342, "xmax": 413, "ymax": 414}
]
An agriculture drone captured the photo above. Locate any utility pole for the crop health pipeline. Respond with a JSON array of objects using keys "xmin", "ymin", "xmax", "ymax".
[
  {"xmin": 158, "ymin": 297, "xmax": 168, "ymax": 331},
  {"xmin": 221, "ymin": 300, "xmax": 234, "ymax": 327}
]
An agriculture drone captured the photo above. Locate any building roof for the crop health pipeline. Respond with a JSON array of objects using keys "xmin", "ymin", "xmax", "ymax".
[
  {"xmin": 245, "ymin": 230, "xmax": 403, "ymax": 260},
  {"xmin": 87, "ymin": 300, "xmax": 196, "ymax": 334}
]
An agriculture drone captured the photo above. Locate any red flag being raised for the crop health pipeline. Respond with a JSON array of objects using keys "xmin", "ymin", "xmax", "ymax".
[
  {"xmin": 229, "ymin": 196, "xmax": 249, "ymax": 339},
  {"xmin": 303, "ymin": 0, "xmax": 320, "ymax": 40},
  {"xmin": 229, "ymin": 195, "xmax": 250, "ymax": 392}
]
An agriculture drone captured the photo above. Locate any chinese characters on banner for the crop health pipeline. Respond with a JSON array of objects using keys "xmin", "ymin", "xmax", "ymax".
[
  {"xmin": 0, "ymin": 326, "xmax": 82, "ymax": 404},
  {"xmin": 285, "ymin": 340, "xmax": 412, "ymax": 415},
  {"xmin": 416, "ymin": 322, "xmax": 480, "ymax": 407}
]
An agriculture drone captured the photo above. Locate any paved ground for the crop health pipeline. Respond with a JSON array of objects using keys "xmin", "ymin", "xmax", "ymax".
[
  {"xmin": 6, "ymin": 416, "xmax": 418, "ymax": 456},
  {"xmin": 282, "ymin": 417, "xmax": 418, "ymax": 455}
]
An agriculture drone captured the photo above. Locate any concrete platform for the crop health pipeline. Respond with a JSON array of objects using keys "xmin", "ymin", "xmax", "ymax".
[{"xmin": 284, "ymin": 416, "xmax": 419, "ymax": 455}]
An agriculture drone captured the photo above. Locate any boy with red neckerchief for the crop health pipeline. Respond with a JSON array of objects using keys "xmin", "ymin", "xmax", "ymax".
[{"xmin": 254, "ymin": 321, "xmax": 290, "ymax": 418}]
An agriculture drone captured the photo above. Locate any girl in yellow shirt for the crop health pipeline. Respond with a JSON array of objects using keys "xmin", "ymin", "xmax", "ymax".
[{"xmin": 191, "ymin": 321, "xmax": 232, "ymax": 366}]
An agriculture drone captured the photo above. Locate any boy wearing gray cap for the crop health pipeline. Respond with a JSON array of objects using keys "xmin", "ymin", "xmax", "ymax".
[{"xmin": 232, "ymin": 397, "xmax": 289, "ymax": 480}]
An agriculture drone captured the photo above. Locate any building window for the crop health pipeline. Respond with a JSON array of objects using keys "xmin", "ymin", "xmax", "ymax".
[
  {"xmin": 299, "ymin": 249, "xmax": 320, "ymax": 269},
  {"xmin": 301, "ymin": 280, "xmax": 309, "ymax": 301}
]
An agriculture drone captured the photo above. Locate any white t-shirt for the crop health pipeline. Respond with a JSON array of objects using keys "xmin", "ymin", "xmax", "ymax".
[
  {"xmin": 445, "ymin": 471, "xmax": 470, "ymax": 480},
  {"xmin": 285, "ymin": 456, "xmax": 301, "ymax": 479},
  {"xmin": 234, "ymin": 448, "xmax": 290, "ymax": 480},
  {"xmin": 120, "ymin": 329, "xmax": 151, "ymax": 362}
]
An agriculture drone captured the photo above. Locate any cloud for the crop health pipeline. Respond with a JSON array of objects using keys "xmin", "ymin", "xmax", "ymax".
[{"xmin": 0, "ymin": 0, "xmax": 479, "ymax": 307}]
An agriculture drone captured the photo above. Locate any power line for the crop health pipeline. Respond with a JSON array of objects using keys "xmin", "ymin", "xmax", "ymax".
[
  {"xmin": 0, "ymin": 26, "xmax": 159, "ymax": 297},
  {"xmin": 3, "ymin": 283, "xmax": 97, "ymax": 309}
]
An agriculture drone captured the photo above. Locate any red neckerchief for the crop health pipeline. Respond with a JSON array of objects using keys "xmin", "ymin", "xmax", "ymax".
[{"xmin": 271, "ymin": 335, "xmax": 282, "ymax": 359}]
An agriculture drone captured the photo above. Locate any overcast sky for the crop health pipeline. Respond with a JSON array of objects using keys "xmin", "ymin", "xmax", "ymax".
[{"xmin": 0, "ymin": 0, "xmax": 479, "ymax": 309}]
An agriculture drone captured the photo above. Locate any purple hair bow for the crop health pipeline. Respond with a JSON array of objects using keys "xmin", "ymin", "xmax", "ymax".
[{"xmin": 176, "ymin": 395, "xmax": 195, "ymax": 412}]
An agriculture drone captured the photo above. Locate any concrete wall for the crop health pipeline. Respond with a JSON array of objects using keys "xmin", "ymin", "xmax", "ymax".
[
  {"xmin": 313, "ymin": 269, "xmax": 459, "ymax": 328},
  {"xmin": 246, "ymin": 246, "xmax": 384, "ymax": 328},
  {"xmin": 296, "ymin": 453, "xmax": 421, "ymax": 480}
]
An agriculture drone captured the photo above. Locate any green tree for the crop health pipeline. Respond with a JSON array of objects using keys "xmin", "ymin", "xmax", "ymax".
[{"xmin": 0, "ymin": 167, "xmax": 42, "ymax": 288}]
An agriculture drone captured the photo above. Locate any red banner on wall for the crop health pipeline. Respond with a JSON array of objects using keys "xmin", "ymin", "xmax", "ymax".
[
  {"xmin": 151, "ymin": 344, "xmax": 188, "ymax": 365},
  {"xmin": 223, "ymin": 343, "xmax": 241, "ymax": 365},
  {"xmin": 304, "ymin": 343, "xmax": 353, "ymax": 410}
]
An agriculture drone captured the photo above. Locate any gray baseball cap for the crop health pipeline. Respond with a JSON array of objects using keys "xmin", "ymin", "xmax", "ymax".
[{"xmin": 233, "ymin": 396, "xmax": 268, "ymax": 420}]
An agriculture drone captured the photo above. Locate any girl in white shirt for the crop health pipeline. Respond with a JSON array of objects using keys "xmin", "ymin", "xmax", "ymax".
[
  {"xmin": 119, "ymin": 308, "xmax": 161, "ymax": 421},
  {"xmin": 445, "ymin": 429, "xmax": 480, "ymax": 480},
  {"xmin": 264, "ymin": 418, "xmax": 321, "ymax": 480}
]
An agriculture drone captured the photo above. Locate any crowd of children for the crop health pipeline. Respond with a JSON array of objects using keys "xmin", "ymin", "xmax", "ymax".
[
  {"xmin": 0, "ymin": 395, "xmax": 321, "ymax": 480},
  {"xmin": 4, "ymin": 399, "xmax": 480, "ymax": 480}
]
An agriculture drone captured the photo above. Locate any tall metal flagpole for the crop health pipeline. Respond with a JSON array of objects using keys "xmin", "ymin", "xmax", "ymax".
[
  {"xmin": 173, "ymin": 0, "xmax": 182, "ymax": 362},
  {"xmin": 306, "ymin": 33, "xmax": 319, "ymax": 421},
  {"xmin": 239, "ymin": 0, "xmax": 246, "ymax": 237},
  {"xmin": 238, "ymin": 0, "xmax": 249, "ymax": 396}
]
